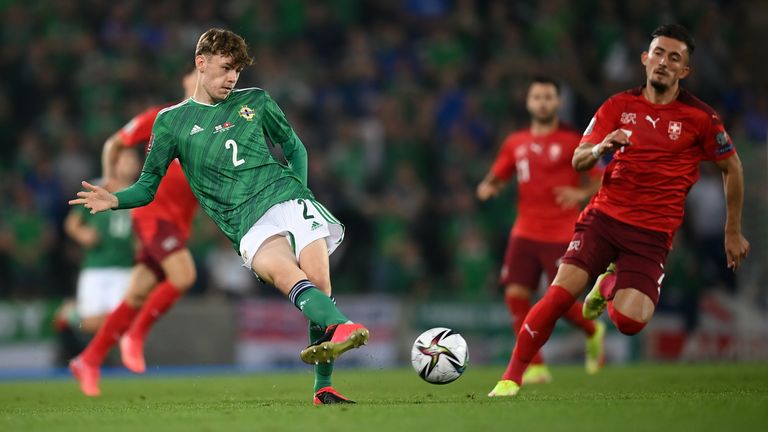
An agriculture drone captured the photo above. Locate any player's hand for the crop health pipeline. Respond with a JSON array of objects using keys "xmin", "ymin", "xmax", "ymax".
[
  {"xmin": 724, "ymin": 231, "xmax": 750, "ymax": 271},
  {"xmin": 595, "ymin": 129, "xmax": 632, "ymax": 156},
  {"xmin": 553, "ymin": 186, "xmax": 587, "ymax": 209},
  {"xmin": 476, "ymin": 181, "xmax": 501, "ymax": 201},
  {"xmin": 101, "ymin": 177, "xmax": 118, "ymax": 192},
  {"xmin": 69, "ymin": 181, "xmax": 118, "ymax": 214},
  {"xmin": 78, "ymin": 228, "xmax": 100, "ymax": 248}
]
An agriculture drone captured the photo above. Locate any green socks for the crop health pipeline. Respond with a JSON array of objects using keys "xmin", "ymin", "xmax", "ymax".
[
  {"xmin": 310, "ymin": 321, "xmax": 333, "ymax": 391},
  {"xmin": 289, "ymin": 280, "xmax": 348, "ymax": 327}
]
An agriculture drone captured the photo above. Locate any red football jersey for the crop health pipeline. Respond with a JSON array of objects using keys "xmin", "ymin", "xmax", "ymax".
[
  {"xmin": 118, "ymin": 105, "xmax": 198, "ymax": 239},
  {"xmin": 491, "ymin": 125, "xmax": 598, "ymax": 243},
  {"xmin": 581, "ymin": 87, "xmax": 735, "ymax": 241}
]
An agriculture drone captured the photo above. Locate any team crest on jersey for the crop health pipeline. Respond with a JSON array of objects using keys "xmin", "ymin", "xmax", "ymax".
[
  {"xmin": 213, "ymin": 122, "xmax": 235, "ymax": 134},
  {"xmin": 620, "ymin": 112, "xmax": 637, "ymax": 124},
  {"xmin": 239, "ymin": 105, "xmax": 255, "ymax": 121},
  {"xmin": 668, "ymin": 121, "xmax": 682, "ymax": 140},
  {"xmin": 549, "ymin": 143, "xmax": 562, "ymax": 161}
]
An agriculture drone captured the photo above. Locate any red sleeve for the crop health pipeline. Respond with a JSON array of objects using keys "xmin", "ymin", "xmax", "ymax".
[
  {"xmin": 580, "ymin": 97, "xmax": 620, "ymax": 145},
  {"xmin": 700, "ymin": 112, "xmax": 735, "ymax": 161},
  {"xmin": 117, "ymin": 106, "xmax": 162, "ymax": 148},
  {"xmin": 490, "ymin": 134, "xmax": 518, "ymax": 181}
]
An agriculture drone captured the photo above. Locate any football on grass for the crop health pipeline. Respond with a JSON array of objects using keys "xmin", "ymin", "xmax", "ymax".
[{"xmin": 411, "ymin": 327, "xmax": 468, "ymax": 384}]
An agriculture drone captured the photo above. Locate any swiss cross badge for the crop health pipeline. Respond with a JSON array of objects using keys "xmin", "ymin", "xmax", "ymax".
[{"xmin": 668, "ymin": 121, "xmax": 682, "ymax": 140}]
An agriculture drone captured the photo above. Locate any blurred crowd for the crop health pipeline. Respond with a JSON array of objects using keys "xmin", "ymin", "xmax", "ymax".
[{"xmin": 0, "ymin": 0, "xmax": 766, "ymax": 309}]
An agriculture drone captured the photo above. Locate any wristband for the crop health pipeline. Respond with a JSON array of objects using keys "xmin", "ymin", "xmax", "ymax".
[{"xmin": 591, "ymin": 145, "xmax": 601, "ymax": 159}]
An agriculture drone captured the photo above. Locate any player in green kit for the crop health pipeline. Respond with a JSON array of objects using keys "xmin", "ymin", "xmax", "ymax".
[
  {"xmin": 70, "ymin": 28, "xmax": 369, "ymax": 405},
  {"xmin": 64, "ymin": 149, "xmax": 139, "ymax": 333}
]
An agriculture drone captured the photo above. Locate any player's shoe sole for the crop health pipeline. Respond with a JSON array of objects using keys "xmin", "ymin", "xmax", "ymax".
[
  {"xmin": 583, "ymin": 264, "xmax": 616, "ymax": 320},
  {"xmin": 120, "ymin": 336, "xmax": 146, "ymax": 374},
  {"xmin": 300, "ymin": 324, "xmax": 369, "ymax": 365},
  {"xmin": 522, "ymin": 364, "xmax": 553, "ymax": 385},
  {"xmin": 488, "ymin": 380, "xmax": 520, "ymax": 397},
  {"xmin": 585, "ymin": 320, "xmax": 606, "ymax": 375},
  {"xmin": 313, "ymin": 386, "xmax": 356, "ymax": 405},
  {"xmin": 69, "ymin": 357, "xmax": 101, "ymax": 397}
]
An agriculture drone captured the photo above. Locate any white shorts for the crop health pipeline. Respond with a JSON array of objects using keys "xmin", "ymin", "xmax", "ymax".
[
  {"xmin": 76, "ymin": 267, "xmax": 132, "ymax": 318},
  {"xmin": 239, "ymin": 199, "xmax": 345, "ymax": 273}
]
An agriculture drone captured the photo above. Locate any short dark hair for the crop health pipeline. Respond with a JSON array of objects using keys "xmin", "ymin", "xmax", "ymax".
[
  {"xmin": 529, "ymin": 76, "xmax": 560, "ymax": 95},
  {"xmin": 651, "ymin": 24, "xmax": 695, "ymax": 55},
  {"xmin": 195, "ymin": 28, "xmax": 254, "ymax": 71}
]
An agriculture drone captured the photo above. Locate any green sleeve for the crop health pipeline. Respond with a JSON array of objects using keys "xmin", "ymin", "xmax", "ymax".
[
  {"xmin": 114, "ymin": 172, "xmax": 162, "ymax": 209},
  {"xmin": 262, "ymin": 92, "xmax": 308, "ymax": 185},
  {"xmin": 115, "ymin": 114, "xmax": 176, "ymax": 209}
]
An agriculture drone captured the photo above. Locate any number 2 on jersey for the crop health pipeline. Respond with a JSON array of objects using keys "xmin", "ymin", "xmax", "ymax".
[{"xmin": 225, "ymin": 139, "xmax": 245, "ymax": 167}]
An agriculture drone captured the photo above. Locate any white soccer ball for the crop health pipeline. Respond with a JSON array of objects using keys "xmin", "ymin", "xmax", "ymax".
[{"xmin": 411, "ymin": 327, "xmax": 469, "ymax": 384}]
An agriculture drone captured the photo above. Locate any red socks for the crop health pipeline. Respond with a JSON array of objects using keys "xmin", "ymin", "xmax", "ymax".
[
  {"xmin": 126, "ymin": 281, "xmax": 183, "ymax": 341},
  {"xmin": 504, "ymin": 285, "xmax": 575, "ymax": 383},
  {"xmin": 80, "ymin": 302, "xmax": 139, "ymax": 365},
  {"xmin": 608, "ymin": 302, "xmax": 646, "ymax": 335},
  {"xmin": 562, "ymin": 301, "xmax": 596, "ymax": 336},
  {"xmin": 504, "ymin": 296, "xmax": 544, "ymax": 365}
]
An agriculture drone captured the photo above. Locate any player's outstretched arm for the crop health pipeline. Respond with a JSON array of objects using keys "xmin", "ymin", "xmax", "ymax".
[
  {"xmin": 101, "ymin": 133, "xmax": 125, "ymax": 190},
  {"xmin": 715, "ymin": 153, "xmax": 750, "ymax": 270},
  {"xmin": 69, "ymin": 181, "xmax": 118, "ymax": 214}
]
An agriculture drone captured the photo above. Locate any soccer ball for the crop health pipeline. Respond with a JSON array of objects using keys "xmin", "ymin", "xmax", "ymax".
[{"xmin": 411, "ymin": 327, "xmax": 469, "ymax": 384}]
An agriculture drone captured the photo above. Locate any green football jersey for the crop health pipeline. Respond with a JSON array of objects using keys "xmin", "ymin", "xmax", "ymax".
[
  {"xmin": 75, "ymin": 205, "xmax": 134, "ymax": 269},
  {"xmin": 116, "ymin": 88, "xmax": 314, "ymax": 249}
]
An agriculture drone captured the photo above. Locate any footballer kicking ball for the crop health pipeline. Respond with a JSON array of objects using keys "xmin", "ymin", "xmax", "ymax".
[{"xmin": 411, "ymin": 327, "xmax": 469, "ymax": 384}]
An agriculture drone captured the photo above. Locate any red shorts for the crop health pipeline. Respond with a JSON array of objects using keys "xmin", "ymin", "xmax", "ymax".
[
  {"xmin": 500, "ymin": 235, "xmax": 567, "ymax": 291},
  {"xmin": 133, "ymin": 218, "xmax": 187, "ymax": 280},
  {"xmin": 562, "ymin": 209, "xmax": 671, "ymax": 305}
]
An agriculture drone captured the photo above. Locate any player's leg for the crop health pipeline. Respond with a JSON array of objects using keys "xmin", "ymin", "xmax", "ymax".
[
  {"xmin": 490, "ymin": 211, "xmax": 615, "ymax": 396},
  {"xmin": 593, "ymin": 222, "xmax": 667, "ymax": 335},
  {"xmin": 121, "ymin": 247, "xmax": 196, "ymax": 373},
  {"xmin": 70, "ymin": 264, "xmax": 157, "ymax": 396},
  {"xmin": 498, "ymin": 236, "xmax": 547, "ymax": 367},
  {"xmin": 503, "ymin": 284, "xmax": 551, "ymax": 384},
  {"xmin": 489, "ymin": 263, "xmax": 590, "ymax": 397},
  {"xmin": 605, "ymin": 254, "xmax": 664, "ymax": 335},
  {"xmin": 538, "ymin": 242, "xmax": 604, "ymax": 374},
  {"xmin": 297, "ymin": 238, "xmax": 357, "ymax": 404}
]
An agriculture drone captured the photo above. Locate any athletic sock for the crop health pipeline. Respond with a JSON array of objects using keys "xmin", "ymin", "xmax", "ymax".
[
  {"xmin": 562, "ymin": 301, "xmax": 596, "ymax": 336},
  {"xmin": 80, "ymin": 302, "xmax": 139, "ymax": 365},
  {"xmin": 310, "ymin": 321, "xmax": 333, "ymax": 392},
  {"xmin": 504, "ymin": 296, "xmax": 544, "ymax": 365},
  {"xmin": 504, "ymin": 285, "xmax": 576, "ymax": 384},
  {"xmin": 599, "ymin": 271, "xmax": 618, "ymax": 299},
  {"xmin": 289, "ymin": 280, "xmax": 348, "ymax": 327},
  {"xmin": 607, "ymin": 301, "xmax": 646, "ymax": 335},
  {"xmin": 126, "ymin": 281, "xmax": 183, "ymax": 341}
]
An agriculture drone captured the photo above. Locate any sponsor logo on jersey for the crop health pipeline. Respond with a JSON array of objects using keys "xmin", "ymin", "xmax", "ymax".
[
  {"xmin": 239, "ymin": 105, "xmax": 255, "ymax": 121},
  {"xmin": 645, "ymin": 115, "xmax": 660, "ymax": 128},
  {"xmin": 213, "ymin": 122, "xmax": 234, "ymax": 134},
  {"xmin": 668, "ymin": 121, "xmax": 682, "ymax": 140},
  {"xmin": 189, "ymin": 124, "xmax": 205, "ymax": 135},
  {"xmin": 567, "ymin": 240, "xmax": 581, "ymax": 252},
  {"xmin": 620, "ymin": 112, "xmax": 637, "ymax": 124},
  {"xmin": 310, "ymin": 221, "xmax": 323, "ymax": 231}
]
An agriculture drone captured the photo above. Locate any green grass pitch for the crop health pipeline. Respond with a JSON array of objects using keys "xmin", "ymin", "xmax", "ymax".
[{"xmin": 2, "ymin": 364, "xmax": 767, "ymax": 432}]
